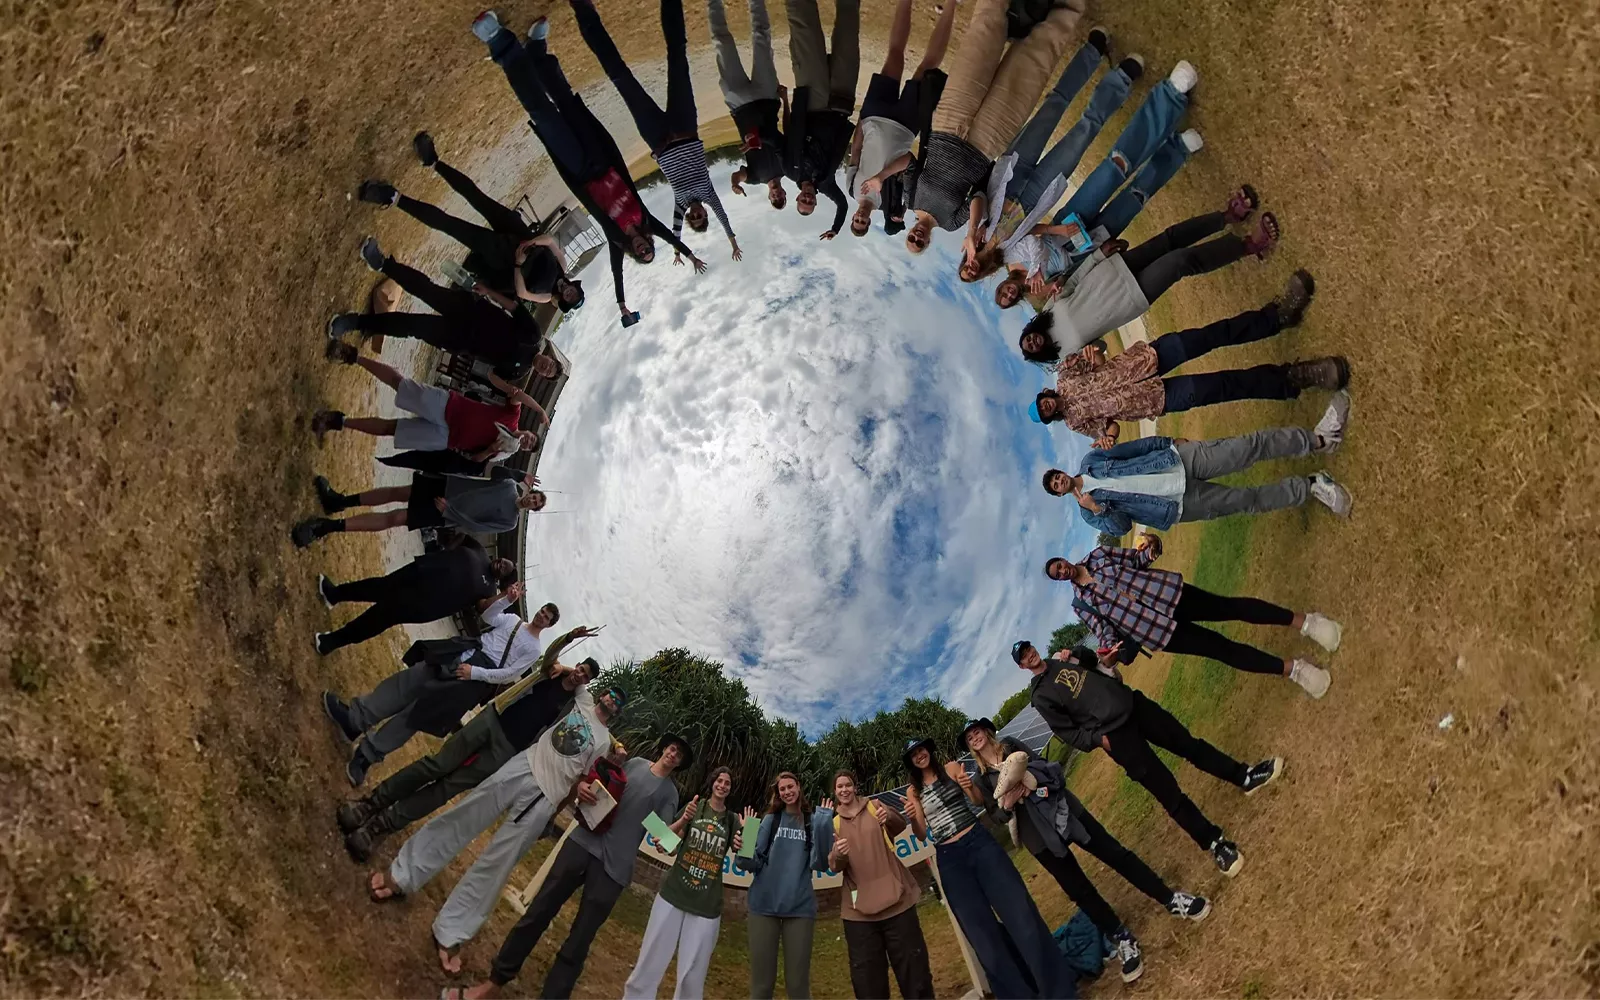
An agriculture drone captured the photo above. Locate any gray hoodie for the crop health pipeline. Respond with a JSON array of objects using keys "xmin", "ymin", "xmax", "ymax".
[{"xmin": 442, "ymin": 475, "xmax": 520, "ymax": 533}]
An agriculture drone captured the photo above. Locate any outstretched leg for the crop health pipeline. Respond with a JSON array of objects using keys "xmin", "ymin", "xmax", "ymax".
[
  {"xmin": 1060, "ymin": 76, "xmax": 1189, "ymax": 220},
  {"xmin": 912, "ymin": 0, "xmax": 959, "ymax": 78},
  {"xmin": 880, "ymin": 0, "xmax": 913, "ymax": 81},
  {"xmin": 1091, "ymin": 129, "xmax": 1194, "ymax": 236},
  {"xmin": 1004, "ymin": 38, "xmax": 1104, "ymax": 176},
  {"xmin": 569, "ymin": 0, "xmax": 671, "ymax": 148},
  {"xmin": 659, "ymin": 0, "xmax": 700, "ymax": 135},
  {"xmin": 431, "ymin": 156, "xmax": 529, "ymax": 236}
]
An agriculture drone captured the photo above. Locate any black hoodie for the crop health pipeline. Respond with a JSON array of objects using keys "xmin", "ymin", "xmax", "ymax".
[{"xmin": 1027, "ymin": 646, "xmax": 1134, "ymax": 753}]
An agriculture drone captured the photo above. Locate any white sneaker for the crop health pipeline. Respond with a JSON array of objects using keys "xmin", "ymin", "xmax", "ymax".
[
  {"xmin": 1180, "ymin": 128, "xmax": 1204, "ymax": 154},
  {"xmin": 1301, "ymin": 611, "xmax": 1342, "ymax": 652},
  {"xmin": 1310, "ymin": 471, "xmax": 1352, "ymax": 517},
  {"xmin": 317, "ymin": 574, "xmax": 335, "ymax": 609},
  {"xmin": 1169, "ymin": 59, "xmax": 1199, "ymax": 94},
  {"xmin": 1289, "ymin": 659, "xmax": 1330, "ymax": 699},
  {"xmin": 1313, "ymin": 391, "xmax": 1351, "ymax": 453}
]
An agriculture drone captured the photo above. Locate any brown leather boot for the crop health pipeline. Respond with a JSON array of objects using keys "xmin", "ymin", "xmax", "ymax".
[{"xmin": 1286, "ymin": 356, "xmax": 1349, "ymax": 391}]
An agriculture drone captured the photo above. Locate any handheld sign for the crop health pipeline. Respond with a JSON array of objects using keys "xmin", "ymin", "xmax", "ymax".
[
  {"xmin": 739, "ymin": 815, "xmax": 761, "ymax": 858},
  {"xmin": 641, "ymin": 811, "xmax": 680, "ymax": 854}
]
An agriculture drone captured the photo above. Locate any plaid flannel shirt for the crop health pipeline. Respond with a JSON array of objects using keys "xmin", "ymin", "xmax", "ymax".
[{"xmin": 1071, "ymin": 546, "xmax": 1185, "ymax": 651}]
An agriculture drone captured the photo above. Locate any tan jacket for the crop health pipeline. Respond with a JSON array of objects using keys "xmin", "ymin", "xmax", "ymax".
[{"xmin": 830, "ymin": 800, "xmax": 921, "ymax": 922}]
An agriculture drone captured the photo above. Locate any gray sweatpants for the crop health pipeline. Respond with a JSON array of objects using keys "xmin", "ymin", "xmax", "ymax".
[
  {"xmin": 748, "ymin": 914, "xmax": 816, "ymax": 999},
  {"xmin": 390, "ymin": 753, "xmax": 554, "ymax": 948},
  {"xmin": 348, "ymin": 660, "xmax": 432, "ymax": 766},
  {"xmin": 785, "ymin": 0, "xmax": 861, "ymax": 109},
  {"xmin": 1176, "ymin": 427, "xmax": 1313, "ymax": 523},
  {"xmin": 709, "ymin": 0, "xmax": 779, "ymax": 110}
]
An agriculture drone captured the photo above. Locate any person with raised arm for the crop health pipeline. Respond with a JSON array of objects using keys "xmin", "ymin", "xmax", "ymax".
[
  {"xmin": 901, "ymin": 737, "xmax": 1074, "ymax": 998},
  {"xmin": 828, "ymin": 770, "xmax": 934, "ymax": 999},
  {"xmin": 445, "ymin": 736, "xmax": 692, "ymax": 1000},
  {"xmin": 291, "ymin": 468, "xmax": 546, "ymax": 549},
  {"xmin": 623, "ymin": 766, "xmax": 751, "ymax": 999},
  {"xmin": 782, "ymin": 0, "xmax": 860, "ymax": 239},
  {"xmin": 711, "ymin": 0, "xmax": 787, "ymax": 211},
  {"xmin": 735, "ymin": 773, "xmax": 836, "ymax": 999},
  {"xmin": 471, "ymin": 11, "xmax": 707, "ymax": 326}
]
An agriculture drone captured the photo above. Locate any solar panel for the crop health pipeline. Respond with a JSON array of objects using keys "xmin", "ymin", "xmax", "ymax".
[{"xmin": 867, "ymin": 706, "xmax": 1061, "ymax": 811}]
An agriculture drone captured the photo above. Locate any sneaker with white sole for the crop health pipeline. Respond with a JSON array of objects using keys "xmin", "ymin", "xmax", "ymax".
[
  {"xmin": 1111, "ymin": 929, "xmax": 1143, "ymax": 983},
  {"xmin": 1309, "ymin": 471, "xmax": 1352, "ymax": 517},
  {"xmin": 471, "ymin": 9, "xmax": 503, "ymax": 42},
  {"xmin": 1301, "ymin": 611, "xmax": 1342, "ymax": 652},
  {"xmin": 1289, "ymin": 659, "xmax": 1330, "ymax": 699},
  {"xmin": 1180, "ymin": 128, "xmax": 1204, "ymax": 154},
  {"xmin": 1209, "ymin": 838, "xmax": 1243, "ymax": 877},
  {"xmin": 1242, "ymin": 757, "xmax": 1284, "ymax": 794},
  {"xmin": 1167, "ymin": 891, "xmax": 1212, "ymax": 921},
  {"xmin": 1313, "ymin": 390, "xmax": 1351, "ymax": 453},
  {"xmin": 1169, "ymin": 59, "xmax": 1199, "ymax": 94},
  {"xmin": 313, "ymin": 631, "xmax": 332, "ymax": 656}
]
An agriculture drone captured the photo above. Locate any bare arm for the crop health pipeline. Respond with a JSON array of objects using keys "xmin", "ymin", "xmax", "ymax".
[
  {"xmin": 731, "ymin": 168, "xmax": 748, "ymax": 196},
  {"xmin": 485, "ymin": 370, "xmax": 546, "ymax": 423}
]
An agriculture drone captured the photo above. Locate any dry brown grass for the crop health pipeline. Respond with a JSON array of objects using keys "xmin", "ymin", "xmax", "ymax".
[{"xmin": 3, "ymin": 0, "xmax": 1598, "ymax": 995}]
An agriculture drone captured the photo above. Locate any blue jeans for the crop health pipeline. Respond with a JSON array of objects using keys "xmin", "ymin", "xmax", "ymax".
[
  {"xmin": 936, "ymin": 827, "xmax": 1077, "ymax": 999},
  {"xmin": 1057, "ymin": 78, "xmax": 1188, "ymax": 222},
  {"xmin": 570, "ymin": 0, "xmax": 699, "ymax": 152},
  {"xmin": 1092, "ymin": 129, "xmax": 1193, "ymax": 236},
  {"xmin": 491, "ymin": 32, "xmax": 602, "ymax": 180},
  {"xmin": 1005, "ymin": 42, "xmax": 1128, "ymax": 209}
]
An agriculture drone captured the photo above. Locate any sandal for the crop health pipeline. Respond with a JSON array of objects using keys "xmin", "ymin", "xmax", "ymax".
[
  {"xmin": 367, "ymin": 870, "xmax": 404, "ymax": 903},
  {"xmin": 1224, "ymin": 184, "xmax": 1259, "ymax": 224},
  {"xmin": 439, "ymin": 989, "xmax": 468, "ymax": 1000},
  {"xmin": 1243, "ymin": 211, "xmax": 1279, "ymax": 259}
]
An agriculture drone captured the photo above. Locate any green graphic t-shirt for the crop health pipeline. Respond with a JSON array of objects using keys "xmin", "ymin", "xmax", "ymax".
[{"xmin": 658, "ymin": 807, "xmax": 732, "ymax": 919}]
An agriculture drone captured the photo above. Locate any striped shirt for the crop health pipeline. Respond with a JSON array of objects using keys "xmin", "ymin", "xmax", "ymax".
[
  {"xmin": 658, "ymin": 138, "xmax": 734, "ymax": 238},
  {"xmin": 1072, "ymin": 546, "xmax": 1185, "ymax": 651},
  {"xmin": 917, "ymin": 777, "xmax": 977, "ymax": 844},
  {"xmin": 905, "ymin": 133, "xmax": 991, "ymax": 231}
]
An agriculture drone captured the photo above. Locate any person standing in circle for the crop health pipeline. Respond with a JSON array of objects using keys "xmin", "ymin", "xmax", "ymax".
[
  {"xmin": 624, "ymin": 767, "xmax": 752, "ymax": 999},
  {"xmin": 736, "ymin": 772, "xmax": 835, "ymax": 999},
  {"xmin": 902, "ymin": 737, "xmax": 1076, "ymax": 999},
  {"xmin": 828, "ymin": 770, "xmax": 934, "ymax": 999}
]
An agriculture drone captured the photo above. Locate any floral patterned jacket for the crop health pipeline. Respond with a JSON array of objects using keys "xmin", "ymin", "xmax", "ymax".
[{"xmin": 1054, "ymin": 340, "xmax": 1166, "ymax": 437}]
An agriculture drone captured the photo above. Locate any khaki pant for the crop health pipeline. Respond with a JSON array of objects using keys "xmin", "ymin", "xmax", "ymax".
[
  {"xmin": 786, "ymin": 0, "xmax": 862, "ymax": 108},
  {"xmin": 931, "ymin": 0, "xmax": 1086, "ymax": 158}
]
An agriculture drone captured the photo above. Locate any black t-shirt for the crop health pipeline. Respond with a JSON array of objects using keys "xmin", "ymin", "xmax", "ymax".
[
  {"xmin": 734, "ymin": 99, "xmax": 785, "ymax": 184},
  {"xmin": 498, "ymin": 675, "xmax": 575, "ymax": 750},
  {"xmin": 519, "ymin": 246, "xmax": 562, "ymax": 297}
]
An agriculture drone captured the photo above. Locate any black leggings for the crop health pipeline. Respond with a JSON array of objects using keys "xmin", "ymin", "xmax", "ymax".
[
  {"xmin": 1162, "ymin": 583, "xmax": 1294, "ymax": 676},
  {"xmin": 1103, "ymin": 692, "xmax": 1246, "ymax": 849},
  {"xmin": 355, "ymin": 259, "xmax": 533, "ymax": 364},
  {"xmin": 1120, "ymin": 212, "xmax": 1249, "ymax": 303},
  {"xmin": 1033, "ymin": 809, "xmax": 1173, "ymax": 936},
  {"xmin": 395, "ymin": 160, "xmax": 530, "ymax": 289},
  {"xmin": 379, "ymin": 449, "xmax": 490, "ymax": 477},
  {"xmin": 322, "ymin": 576, "xmax": 463, "ymax": 653}
]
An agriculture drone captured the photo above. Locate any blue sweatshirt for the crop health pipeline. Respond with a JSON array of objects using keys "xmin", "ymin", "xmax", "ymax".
[{"xmin": 736, "ymin": 808, "xmax": 835, "ymax": 918}]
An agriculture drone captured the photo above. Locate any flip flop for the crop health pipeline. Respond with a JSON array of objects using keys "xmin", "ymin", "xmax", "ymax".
[
  {"xmin": 1224, "ymin": 184, "xmax": 1259, "ymax": 223},
  {"xmin": 1244, "ymin": 211, "xmax": 1280, "ymax": 259},
  {"xmin": 436, "ymin": 937, "xmax": 463, "ymax": 975},
  {"xmin": 367, "ymin": 870, "xmax": 404, "ymax": 903}
]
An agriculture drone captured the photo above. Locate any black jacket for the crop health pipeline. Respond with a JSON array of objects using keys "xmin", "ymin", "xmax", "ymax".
[
  {"xmin": 783, "ymin": 89, "xmax": 852, "ymax": 235},
  {"xmin": 971, "ymin": 737, "xmax": 1088, "ymax": 857},
  {"xmin": 1028, "ymin": 646, "xmax": 1134, "ymax": 753}
]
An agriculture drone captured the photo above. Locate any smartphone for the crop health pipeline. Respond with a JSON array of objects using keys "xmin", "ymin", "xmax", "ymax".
[{"xmin": 621, "ymin": 310, "xmax": 641, "ymax": 328}]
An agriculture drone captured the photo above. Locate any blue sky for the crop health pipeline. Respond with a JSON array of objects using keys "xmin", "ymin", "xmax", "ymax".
[{"xmin": 526, "ymin": 166, "xmax": 1098, "ymax": 734}]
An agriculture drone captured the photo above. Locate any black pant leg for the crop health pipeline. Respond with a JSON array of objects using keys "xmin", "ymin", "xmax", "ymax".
[
  {"xmin": 882, "ymin": 907, "xmax": 935, "ymax": 1000},
  {"xmin": 1033, "ymin": 847, "xmax": 1124, "ymax": 936},
  {"xmin": 1155, "ymin": 305, "xmax": 1283, "ymax": 374},
  {"xmin": 326, "ymin": 574, "xmax": 397, "ymax": 605},
  {"xmin": 1130, "ymin": 691, "xmax": 1249, "ymax": 786},
  {"xmin": 1176, "ymin": 583, "xmax": 1296, "ymax": 626},
  {"xmin": 395, "ymin": 195, "xmax": 506, "ymax": 259},
  {"xmin": 1121, "ymin": 211, "xmax": 1228, "ymax": 271},
  {"xmin": 1165, "ymin": 622, "xmax": 1285, "ymax": 676},
  {"xmin": 489, "ymin": 839, "xmax": 594, "ymax": 985},
  {"xmin": 1160, "ymin": 364, "xmax": 1297, "ymax": 412},
  {"xmin": 321, "ymin": 603, "xmax": 407, "ymax": 652},
  {"xmin": 1103, "ymin": 720, "xmax": 1223, "ymax": 849},
  {"xmin": 843, "ymin": 918, "xmax": 892, "ymax": 1000},
  {"xmin": 353, "ymin": 311, "xmax": 470, "ymax": 352},
  {"xmin": 1134, "ymin": 234, "xmax": 1249, "ymax": 303},
  {"xmin": 380, "ymin": 450, "xmax": 488, "ymax": 476},
  {"xmin": 432, "ymin": 159, "xmax": 531, "ymax": 236},
  {"xmin": 541, "ymin": 859, "xmax": 626, "ymax": 998},
  {"xmin": 379, "ymin": 257, "xmax": 475, "ymax": 316},
  {"xmin": 1074, "ymin": 809, "xmax": 1174, "ymax": 906},
  {"xmin": 660, "ymin": 0, "xmax": 699, "ymax": 134}
]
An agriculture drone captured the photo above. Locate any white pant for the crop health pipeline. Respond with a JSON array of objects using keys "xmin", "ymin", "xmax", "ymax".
[{"xmin": 623, "ymin": 894, "xmax": 723, "ymax": 1000}]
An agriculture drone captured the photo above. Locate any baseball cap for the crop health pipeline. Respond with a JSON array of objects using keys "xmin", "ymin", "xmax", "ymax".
[{"xmin": 1011, "ymin": 640, "xmax": 1035, "ymax": 664}]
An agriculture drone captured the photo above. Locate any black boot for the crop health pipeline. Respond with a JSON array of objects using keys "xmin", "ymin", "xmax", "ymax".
[
  {"xmin": 336, "ymin": 797, "xmax": 378, "ymax": 832},
  {"xmin": 291, "ymin": 516, "xmax": 342, "ymax": 549},
  {"xmin": 314, "ymin": 475, "xmax": 355, "ymax": 513},
  {"xmin": 1275, "ymin": 269, "xmax": 1316, "ymax": 328},
  {"xmin": 344, "ymin": 807, "xmax": 401, "ymax": 862},
  {"xmin": 1286, "ymin": 356, "xmax": 1350, "ymax": 391},
  {"xmin": 413, "ymin": 131, "xmax": 438, "ymax": 167},
  {"xmin": 311, "ymin": 409, "xmax": 344, "ymax": 448}
]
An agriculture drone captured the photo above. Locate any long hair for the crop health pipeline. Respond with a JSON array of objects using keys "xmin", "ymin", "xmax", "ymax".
[
  {"xmin": 1020, "ymin": 312, "xmax": 1062, "ymax": 364},
  {"xmin": 903, "ymin": 743, "xmax": 950, "ymax": 805},
  {"xmin": 967, "ymin": 731, "xmax": 1006, "ymax": 771},
  {"xmin": 704, "ymin": 765, "xmax": 734, "ymax": 805},
  {"xmin": 765, "ymin": 771, "xmax": 811, "ymax": 816}
]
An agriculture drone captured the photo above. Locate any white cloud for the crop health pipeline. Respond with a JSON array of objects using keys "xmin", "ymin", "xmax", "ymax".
[{"xmin": 528, "ymin": 166, "xmax": 1098, "ymax": 732}]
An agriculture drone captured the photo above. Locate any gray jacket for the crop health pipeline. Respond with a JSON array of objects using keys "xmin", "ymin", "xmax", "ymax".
[
  {"xmin": 973, "ymin": 737, "xmax": 1088, "ymax": 857},
  {"xmin": 442, "ymin": 476, "xmax": 520, "ymax": 534}
]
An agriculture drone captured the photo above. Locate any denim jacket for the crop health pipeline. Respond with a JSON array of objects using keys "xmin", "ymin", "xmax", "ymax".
[{"xmin": 1075, "ymin": 436, "xmax": 1182, "ymax": 534}]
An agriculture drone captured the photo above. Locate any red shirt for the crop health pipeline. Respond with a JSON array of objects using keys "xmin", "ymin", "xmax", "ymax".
[
  {"xmin": 445, "ymin": 392, "xmax": 521, "ymax": 451},
  {"xmin": 585, "ymin": 169, "xmax": 644, "ymax": 231}
]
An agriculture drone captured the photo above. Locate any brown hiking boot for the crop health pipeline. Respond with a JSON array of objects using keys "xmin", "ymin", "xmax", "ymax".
[
  {"xmin": 1275, "ymin": 269, "xmax": 1316, "ymax": 328},
  {"xmin": 310, "ymin": 409, "xmax": 343, "ymax": 447},
  {"xmin": 324, "ymin": 338, "xmax": 358, "ymax": 364},
  {"xmin": 1286, "ymin": 356, "xmax": 1349, "ymax": 391},
  {"xmin": 336, "ymin": 798, "xmax": 377, "ymax": 833},
  {"xmin": 343, "ymin": 808, "xmax": 400, "ymax": 863}
]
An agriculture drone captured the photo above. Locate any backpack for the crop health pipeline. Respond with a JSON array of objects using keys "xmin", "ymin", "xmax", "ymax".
[{"xmin": 1054, "ymin": 910, "xmax": 1104, "ymax": 979}]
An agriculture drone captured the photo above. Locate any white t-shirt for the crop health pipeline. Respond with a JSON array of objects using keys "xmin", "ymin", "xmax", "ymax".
[
  {"xmin": 526, "ymin": 687, "xmax": 610, "ymax": 802},
  {"xmin": 845, "ymin": 117, "xmax": 916, "ymax": 208},
  {"xmin": 465, "ymin": 597, "xmax": 543, "ymax": 683}
]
